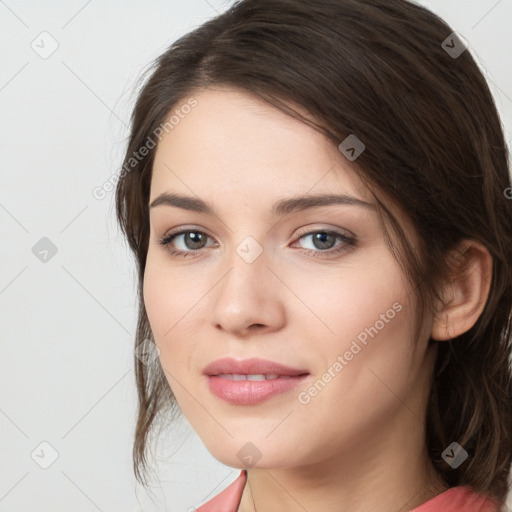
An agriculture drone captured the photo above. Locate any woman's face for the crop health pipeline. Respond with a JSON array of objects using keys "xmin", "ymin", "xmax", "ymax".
[{"xmin": 144, "ymin": 86, "xmax": 436, "ymax": 470}]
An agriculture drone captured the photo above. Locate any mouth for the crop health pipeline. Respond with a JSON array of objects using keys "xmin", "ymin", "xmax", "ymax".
[
  {"xmin": 214, "ymin": 373, "xmax": 299, "ymax": 380},
  {"xmin": 203, "ymin": 357, "xmax": 310, "ymax": 405},
  {"xmin": 203, "ymin": 356, "xmax": 309, "ymax": 377}
]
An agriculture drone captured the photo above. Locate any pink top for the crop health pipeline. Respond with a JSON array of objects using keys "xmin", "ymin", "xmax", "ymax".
[{"xmin": 196, "ymin": 470, "xmax": 499, "ymax": 512}]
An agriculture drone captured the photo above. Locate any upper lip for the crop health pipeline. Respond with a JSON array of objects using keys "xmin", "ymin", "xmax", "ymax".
[{"xmin": 203, "ymin": 357, "xmax": 309, "ymax": 376}]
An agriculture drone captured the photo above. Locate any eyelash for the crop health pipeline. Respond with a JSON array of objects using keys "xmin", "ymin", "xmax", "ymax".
[{"xmin": 157, "ymin": 227, "xmax": 357, "ymax": 259}]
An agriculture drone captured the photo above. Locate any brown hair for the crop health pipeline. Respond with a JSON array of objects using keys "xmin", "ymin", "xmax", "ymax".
[{"xmin": 115, "ymin": 0, "xmax": 512, "ymax": 504}]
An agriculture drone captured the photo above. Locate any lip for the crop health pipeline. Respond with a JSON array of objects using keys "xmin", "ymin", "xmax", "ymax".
[
  {"xmin": 203, "ymin": 357, "xmax": 310, "ymax": 405},
  {"xmin": 203, "ymin": 357, "xmax": 309, "ymax": 377}
]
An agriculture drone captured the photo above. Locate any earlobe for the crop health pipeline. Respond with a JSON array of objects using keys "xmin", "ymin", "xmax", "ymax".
[{"xmin": 431, "ymin": 240, "xmax": 493, "ymax": 342}]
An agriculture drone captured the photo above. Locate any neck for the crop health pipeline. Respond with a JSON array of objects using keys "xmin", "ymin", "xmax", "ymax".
[
  {"xmin": 237, "ymin": 413, "xmax": 448, "ymax": 512},
  {"xmin": 240, "ymin": 462, "xmax": 447, "ymax": 512}
]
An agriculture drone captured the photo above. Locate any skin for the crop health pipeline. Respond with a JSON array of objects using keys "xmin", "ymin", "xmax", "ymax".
[{"xmin": 143, "ymin": 86, "xmax": 492, "ymax": 512}]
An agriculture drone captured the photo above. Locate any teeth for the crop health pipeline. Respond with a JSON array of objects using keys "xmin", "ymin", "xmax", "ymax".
[{"xmin": 217, "ymin": 373, "xmax": 281, "ymax": 380}]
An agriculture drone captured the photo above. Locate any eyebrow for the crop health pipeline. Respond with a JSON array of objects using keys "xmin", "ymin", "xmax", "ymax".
[{"xmin": 149, "ymin": 192, "xmax": 376, "ymax": 216}]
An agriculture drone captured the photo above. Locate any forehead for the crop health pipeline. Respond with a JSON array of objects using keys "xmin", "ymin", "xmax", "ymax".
[{"xmin": 150, "ymin": 86, "xmax": 371, "ymax": 208}]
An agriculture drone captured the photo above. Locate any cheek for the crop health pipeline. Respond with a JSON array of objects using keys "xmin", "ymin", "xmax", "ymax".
[
  {"xmin": 142, "ymin": 255, "xmax": 202, "ymax": 376},
  {"xmin": 303, "ymin": 280, "xmax": 420, "ymax": 434},
  {"xmin": 290, "ymin": 247, "xmax": 411, "ymax": 349},
  {"xmin": 143, "ymin": 252, "xmax": 194, "ymax": 338},
  {"xmin": 295, "ymin": 252, "xmax": 418, "ymax": 402},
  {"xmin": 142, "ymin": 259, "xmax": 169, "ymax": 340},
  {"xmin": 142, "ymin": 256, "xmax": 188, "ymax": 366}
]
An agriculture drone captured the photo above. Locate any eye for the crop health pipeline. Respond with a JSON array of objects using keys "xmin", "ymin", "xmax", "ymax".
[
  {"xmin": 157, "ymin": 228, "xmax": 356, "ymax": 259},
  {"xmin": 292, "ymin": 229, "xmax": 356, "ymax": 257},
  {"xmin": 157, "ymin": 228, "xmax": 215, "ymax": 258}
]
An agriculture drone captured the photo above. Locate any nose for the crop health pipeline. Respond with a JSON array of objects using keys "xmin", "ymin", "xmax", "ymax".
[{"xmin": 210, "ymin": 245, "xmax": 286, "ymax": 337}]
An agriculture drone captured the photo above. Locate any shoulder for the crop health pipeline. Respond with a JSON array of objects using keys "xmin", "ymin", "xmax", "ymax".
[
  {"xmin": 194, "ymin": 473, "xmax": 501, "ymax": 512},
  {"xmin": 411, "ymin": 485, "xmax": 500, "ymax": 512}
]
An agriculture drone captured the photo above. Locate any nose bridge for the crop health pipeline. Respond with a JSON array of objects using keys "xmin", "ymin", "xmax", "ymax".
[
  {"xmin": 219, "ymin": 235, "xmax": 269, "ymax": 303},
  {"xmin": 210, "ymin": 235, "xmax": 285, "ymax": 333}
]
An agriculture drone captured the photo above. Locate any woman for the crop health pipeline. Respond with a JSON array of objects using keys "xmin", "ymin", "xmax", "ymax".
[{"xmin": 115, "ymin": 0, "xmax": 512, "ymax": 510}]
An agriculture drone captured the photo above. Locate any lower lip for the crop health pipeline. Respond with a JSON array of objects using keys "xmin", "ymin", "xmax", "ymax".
[{"xmin": 206, "ymin": 375, "xmax": 310, "ymax": 405}]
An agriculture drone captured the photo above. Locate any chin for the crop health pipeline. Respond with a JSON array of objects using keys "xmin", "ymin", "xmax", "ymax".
[{"xmin": 202, "ymin": 436, "xmax": 301, "ymax": 470}]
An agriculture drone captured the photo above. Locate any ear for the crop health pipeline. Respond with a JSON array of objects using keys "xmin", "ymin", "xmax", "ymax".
[{"xmin": 431, "ymin": 240, "xmax": 493, "ymax": 341}]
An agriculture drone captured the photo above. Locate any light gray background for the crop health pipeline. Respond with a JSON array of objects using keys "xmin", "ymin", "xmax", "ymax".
[{"xmin": 0, "ymin": 1, "xmax": 511, "ymax": 511}]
